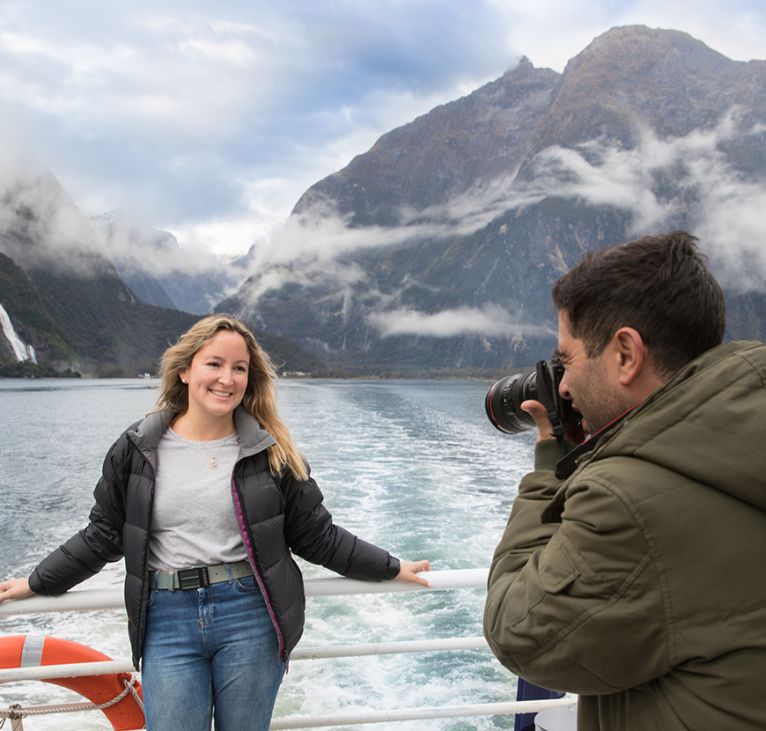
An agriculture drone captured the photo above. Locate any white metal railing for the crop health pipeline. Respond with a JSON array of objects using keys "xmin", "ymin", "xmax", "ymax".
[{"xmin": 0, "ymin": 569, "xmax": 577, "ymax": 728}]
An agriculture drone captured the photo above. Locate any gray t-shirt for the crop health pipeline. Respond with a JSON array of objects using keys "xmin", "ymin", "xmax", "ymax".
[{"xmin": 148, "ymin": 428, "xmax": 247, "ymax": 570}]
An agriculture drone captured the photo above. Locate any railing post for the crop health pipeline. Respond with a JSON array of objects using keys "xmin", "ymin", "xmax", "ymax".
[{"xmin": 9, "ymin": 703, "xmax": 25, "ymax": 730}]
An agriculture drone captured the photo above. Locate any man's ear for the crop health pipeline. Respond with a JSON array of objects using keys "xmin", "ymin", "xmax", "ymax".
[{"xmin": 612, "ymin": 327, "xmax": 645, "ymax": 386}]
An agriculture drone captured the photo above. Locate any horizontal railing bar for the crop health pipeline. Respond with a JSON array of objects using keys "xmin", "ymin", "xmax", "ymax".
[
  {"xmin": 0, "ymin": 588, "xmax": 122, "ymax": 615},
  {"xmin": 294, "ymin": 635, "xmax": 488, "ymax": 659},
  {"xmin": 306, "ymin": 568, "xmax": 488, "ymax": 596},
  {"xmin": 269, "ymin": 696, "xmax": 578, "ymax": 729},
  {"xmin": 0, "ymin": 660, "xmax": 136, "ymax": 683},
  {"xmin": 0, "ymin": 637, "xmax": 489, "ymax": 682},
  {"xmin": 0, "ymin": 569, "xmax": 488, "ymax": 616}
]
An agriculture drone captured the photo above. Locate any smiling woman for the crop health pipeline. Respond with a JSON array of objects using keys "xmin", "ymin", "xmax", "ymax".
[
  {"xmin": 0, "ymin": 313, "xmax": 431, "ymax": 731},
  {"xmin": 175, "ymin": 330, "xmax": 251, "ymax": 438}
]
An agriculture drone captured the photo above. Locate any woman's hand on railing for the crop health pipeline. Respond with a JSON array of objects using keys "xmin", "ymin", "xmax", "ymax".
[
  {"xmin": 394, "ymin": 560, "xmax": 432, "ymax": 587},
  {"xmin": 0, "ymin": 577, "xmax": 35, "ymax": 603}
]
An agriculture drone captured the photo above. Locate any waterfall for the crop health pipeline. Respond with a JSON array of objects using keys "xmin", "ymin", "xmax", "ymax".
[{"xmin": 0, "ymin": 303, "xmax": 37, "ymax": 363}]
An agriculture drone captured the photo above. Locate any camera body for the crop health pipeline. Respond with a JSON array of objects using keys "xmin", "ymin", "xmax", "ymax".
[{"xmin": 485, "ymin": 359, "xmax": 579, "ymax": 437}]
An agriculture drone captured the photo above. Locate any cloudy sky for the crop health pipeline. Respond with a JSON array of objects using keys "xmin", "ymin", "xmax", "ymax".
[{"xmin": 1, "ymin": 0, "xmax": 764, "ymax": 257}]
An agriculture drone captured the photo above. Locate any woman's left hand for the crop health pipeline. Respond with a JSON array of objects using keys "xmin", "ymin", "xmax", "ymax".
[{"xmin": 395, "ymin": 559, "xmax": 432, "ymax": 587}]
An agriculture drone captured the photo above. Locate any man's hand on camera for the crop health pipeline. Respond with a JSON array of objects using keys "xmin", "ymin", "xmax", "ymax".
[
  {"xmin": 522, "ymin": 399, "xmax": 587, "ymax": 445},
  {"xmin": 521, "ymin": 400, "xmax": 555, "ymax": 442}
]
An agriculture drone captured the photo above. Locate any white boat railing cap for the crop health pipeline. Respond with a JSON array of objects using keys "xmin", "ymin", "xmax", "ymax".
[{"xmin": 0, "ymin": 568, "xmax": 489, "ymax": 615}]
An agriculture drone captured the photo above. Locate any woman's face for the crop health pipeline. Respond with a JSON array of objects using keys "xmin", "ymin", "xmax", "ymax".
[{"xmin": 180, "ymin": 330, "xmax": 250, "ymax": 423}]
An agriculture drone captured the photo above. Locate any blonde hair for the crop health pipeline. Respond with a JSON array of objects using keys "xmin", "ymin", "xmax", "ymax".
[{"xmin": 157, "ymin": 314, "xmax": 308, "ymax": 481}]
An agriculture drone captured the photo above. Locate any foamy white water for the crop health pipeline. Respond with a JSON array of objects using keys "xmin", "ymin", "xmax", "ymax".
[{"xmin": 0, "ymin": 378, "xmax": 536, "ymax": 730}]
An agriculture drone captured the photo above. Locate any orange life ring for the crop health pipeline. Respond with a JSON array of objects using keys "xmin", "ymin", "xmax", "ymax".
[{"xmin": 0, "ymin": 634, "xmax": 144, "ymax": 730}]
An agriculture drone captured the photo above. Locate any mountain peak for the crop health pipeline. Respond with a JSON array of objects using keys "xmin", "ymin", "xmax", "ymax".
[
  {"xmin": 534, "ymin": 24, "xmax": 753, "ymax": 148},
  {"xmin": 498, "ymin": 54, "xmax": 544, "ymax": 83},
  {"xmin": 565, "ymin": 25, "xmax": 732, "ymax": 80},
  {"xmin": 515, "ymin": 55, "xmax": 534, "ymax": 70}
]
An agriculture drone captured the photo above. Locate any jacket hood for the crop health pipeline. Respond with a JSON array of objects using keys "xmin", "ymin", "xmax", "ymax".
[{"xmin": 596, "ymin": 340, "xmax": 766, "ymax": 510}]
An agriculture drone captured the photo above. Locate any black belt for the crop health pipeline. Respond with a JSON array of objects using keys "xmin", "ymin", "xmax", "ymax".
[{"xmin": 149, "ymin": 560, "xmax": 253, "ymax": 591}]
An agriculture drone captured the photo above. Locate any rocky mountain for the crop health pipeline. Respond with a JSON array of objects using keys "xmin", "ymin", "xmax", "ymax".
[
  {"xmin": 0, "ymin": 160, "xmax": 197, "ymax": 375},
  {"xmin": 0, "ymin": 161, "xmax": 322, "ymax": 376},
  {"xmin": 221, "ymin": 26, "xmax": 766, "ymax": 374}
]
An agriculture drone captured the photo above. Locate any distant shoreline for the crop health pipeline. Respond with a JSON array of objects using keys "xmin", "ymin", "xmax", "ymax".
[{"xmin": 0, "ymin": 369, "xmax": 528, "ymax": 382}]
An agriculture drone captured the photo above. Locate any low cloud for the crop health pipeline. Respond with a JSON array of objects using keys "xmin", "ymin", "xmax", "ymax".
[
  {"xmin": 93, "ymin": 211, "xmax": 233, "ymax": 278},
  {"xmin": 529, "ymin": 109, "xmax": 766, "ymax": 290},
  {"xmin": 0, "ymin": 146, "xmax": 107, "ymax": 274},
  {"xmin": 242, "ymin": 173, "xmax": 546, "ymax": 302},
  {"xmin": 367, "ymin": 304, "xmax": 555, "ymax": 339},
  {"xmin": 531, "ymin": 140, "xmax": 676, "ymax": 232}
]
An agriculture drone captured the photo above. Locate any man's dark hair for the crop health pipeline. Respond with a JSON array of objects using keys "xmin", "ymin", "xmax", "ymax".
[{"xmin": 552, "ymin": 231, "xmax": 725, "ymax": 377}]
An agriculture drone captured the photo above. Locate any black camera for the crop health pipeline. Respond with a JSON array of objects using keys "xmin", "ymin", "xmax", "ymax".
[{"xmin": 485, "ymin": 359, "xmax": 579, "ymax": 438}]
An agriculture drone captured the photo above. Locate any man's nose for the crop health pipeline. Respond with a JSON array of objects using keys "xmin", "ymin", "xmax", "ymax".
[{"xmin": 559, "ymin": 375, "xmax": 572, "ymax": 401}]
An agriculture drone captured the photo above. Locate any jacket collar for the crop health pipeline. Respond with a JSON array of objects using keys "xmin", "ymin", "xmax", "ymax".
[
  {"xmin": 126, "ymin": 410, "xmax": 173, "ymax": 468},
  {"xmin": 554, "ymin": 405, "xmax": 638, "ymax": 480},
  {"xmin": 127, "ymin": 407, "xmax": 276, "ymax": 466},
  {"xmin": 234, "ymin": 407, "xmax": 276, "ymax": 459}
]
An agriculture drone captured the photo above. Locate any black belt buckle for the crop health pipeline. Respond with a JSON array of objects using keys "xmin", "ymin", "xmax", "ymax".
[{"xmin": 177, "ymin": 566, "xmax": 209, "ymax": 590}]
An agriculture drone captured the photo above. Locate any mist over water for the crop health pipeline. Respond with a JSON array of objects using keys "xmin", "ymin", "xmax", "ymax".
[{"xmin": 0, "ymin": 378, "xmax": 536, "ymax": 730}]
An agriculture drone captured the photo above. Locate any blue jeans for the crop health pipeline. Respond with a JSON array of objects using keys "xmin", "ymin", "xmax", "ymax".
[{"xmin": 141, "ymin": 574, "xmax": 285, "ymax": 731}]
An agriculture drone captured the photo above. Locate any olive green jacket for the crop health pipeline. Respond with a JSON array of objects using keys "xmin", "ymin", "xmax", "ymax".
[{"xmin": 484, "ymin": 341, "xmax": 766, "ymax": 730}]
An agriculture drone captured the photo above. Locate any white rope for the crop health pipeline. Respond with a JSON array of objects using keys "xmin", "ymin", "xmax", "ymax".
[
  {"xmin": 123, "ymin": 676, "xmax": 144, "ymax": 712},
  {"xmin": 0, "ymin": 675, "xmax": 143, "ymax": 719}
]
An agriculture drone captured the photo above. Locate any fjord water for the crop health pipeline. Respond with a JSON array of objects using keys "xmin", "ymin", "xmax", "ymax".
[{"xmin": 0, "ymin": 378, "xmax": 536, "ymax": 730}]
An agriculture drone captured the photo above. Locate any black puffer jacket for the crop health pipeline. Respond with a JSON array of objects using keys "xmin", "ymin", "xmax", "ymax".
[{"xmin": 29, "ymin": 408, "xmax": 400, "ymax": 668}]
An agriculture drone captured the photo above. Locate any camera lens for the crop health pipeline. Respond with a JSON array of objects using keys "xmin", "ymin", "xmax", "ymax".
[{"xmin": 484, "ymin": 371, "xmax": 537, "ymax": 434}]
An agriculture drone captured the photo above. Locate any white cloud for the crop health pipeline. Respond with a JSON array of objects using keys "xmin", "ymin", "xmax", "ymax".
[
  {"xmin": 0, "ymin": 160, "xmax": 107, "ymax": 274},
  {"xmin": 168, "ymin": 216, "xmax": 261, "ymax": 260},
  {"xmin": 367, "ymin": 304, "xmax": 555, "ymax": 338},
  {"xmin": 94, "ymin": 211, "xmax": 232, "ymax": 277},
  {"xmin": 532, "ymin": 142, "xmax": 674, "ymax": 231},
  {"xmin": 528, "ymin": 109, "xmax": 766, "ymax": 289},
  {"xmin": 683, "ymin": 149, "xmax": 766, "ymax": 291},
  {"xmin": 181, "ymin": 37, "xmax": 256, "ymax": 66}
]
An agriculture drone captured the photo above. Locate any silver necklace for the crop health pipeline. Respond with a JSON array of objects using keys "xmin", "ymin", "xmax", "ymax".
[
  {"xmin": 188, "ymin": 428, "xmax": 231, "ymax": 470},
  {"xmin": 199, "ymin": 434, "xmax": 233, "ymax": 470},
  {"xmin": 206, "ymin": 448, "xmax": 220, "ymax": 470},
  {"xmin": 174, "ymin": 412, "xmax": 237, "ymax": 469}
]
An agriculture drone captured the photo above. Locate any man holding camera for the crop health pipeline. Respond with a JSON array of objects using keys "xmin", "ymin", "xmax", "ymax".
[{"xmin": 483, "ymin": 231, "xmax": 766, "ymax": 730}]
